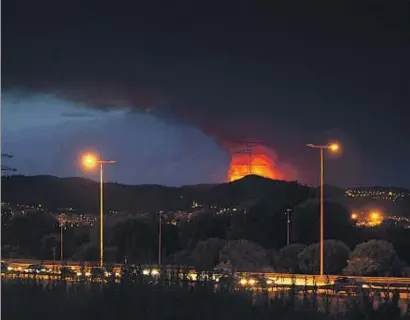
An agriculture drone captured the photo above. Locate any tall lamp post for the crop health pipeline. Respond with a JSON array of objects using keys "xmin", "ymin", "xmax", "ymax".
[
  {"xmin": 285, "ymin": 209, "xmax": 292, "ymax": 246},
  {"xmin": 306, "ymin": 143, "xmax": 339, "ymax": 277},
  {"xmin": 158, "ymin": 212, "xmax": 162, "ymax": 266},
  {"xmin": 60, "ymin": 221, "xmax": 64, "ymax": 262},
  {"xmin": 82, "ymin": 153, "xmax": 116, "ymax": 268}
]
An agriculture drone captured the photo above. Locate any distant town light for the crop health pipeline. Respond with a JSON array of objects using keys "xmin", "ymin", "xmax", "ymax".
[
  {"xmin": 370, "ymin": 211, "xmax": 381, "ymax": 221},
  {"xmin": 351, "ymin": 213, "xmax": 358, "ymax": 220}
]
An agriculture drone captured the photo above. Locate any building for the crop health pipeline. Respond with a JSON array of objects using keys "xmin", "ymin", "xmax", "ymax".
[{"xmin": 345, "ymin": 187, "xmax": 410, "ymax": 202}]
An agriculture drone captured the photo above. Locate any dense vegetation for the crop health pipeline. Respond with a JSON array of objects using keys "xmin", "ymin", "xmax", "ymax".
[
  {"xmin": 2, "ymin": 278, "xmax": 409, "ymax": 320},
  {"xmin": 2, "ymin": 175, "xmax": 410, "ymax": 276}
]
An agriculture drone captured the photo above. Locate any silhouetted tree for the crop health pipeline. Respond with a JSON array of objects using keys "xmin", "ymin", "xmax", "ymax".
[
  {"xmin": 110, "ymin": 218, "xmax": 156, "ymax": 263},
  {"xmin": 292, "ymin": 199, "xmax": 354, "ymax": 246},
  {"xmin": 274, "ymin": 243, "xmax": 306, "ymax": 273},
  {"xmin": 179, "ymin": 213, "xmax": 229, "ymax": 249},
  {"xmin": 3, "ymin": 212, "xmax": 58, "ymax": 259},
  {"xmin": 344, "ymin": 240, "xmax": 401, "ymax": 276},
  {"xmin": 297, "ymin": 240, "xmax": 350, "ymax": 274},
  {"xmin": 191, "ymin": 238, "xmax": 226, "ymax": 270},
  {"xmin": 219, "ymin": 239, "xmax": 270, "ymax": 272}
]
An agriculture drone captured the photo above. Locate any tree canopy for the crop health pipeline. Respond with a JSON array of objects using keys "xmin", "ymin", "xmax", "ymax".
[
  {"xmin": 344, "ymin": 240, "xmax": 401, "ymax": 276},
  {"xmin": 297, "ymin": 240, "xmax": 350, "ymax": 275}
]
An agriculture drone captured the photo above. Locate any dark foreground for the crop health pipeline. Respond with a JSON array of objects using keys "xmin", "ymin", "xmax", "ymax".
[{"xmin": 2, "ymin": 278, "xmax": 410, "ymax": 320}]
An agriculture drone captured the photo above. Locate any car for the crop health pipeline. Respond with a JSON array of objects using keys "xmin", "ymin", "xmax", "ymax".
[
  {"xmin": 0, "ymin": 262, "xmax": 20, "ymax": 273},
  {"xmin": 60, "ymin": 267, "xmax": 77, "ymax": 279},
  {"xmin": 90, "ymin": 267, "xmax": 105, "ymax": 280},
  {"xmin": 334, "ymin": 277, "xmax": 361, "ymax": 294},
  {"xmin": 141, "ymin": 265, "xmax": 160, "ymax": 276},
  {"xmin": 214, "ymin": 267, "xmax": 232, "ymax": 276},
  {"xmin": 215, "ymin": 274, "xmax": 236, "ymax": 290},
  {"xmin": 24, "ymin": 264, "xmax": 52, "ymax": 274},
  {"xmin": 4, "ymin": 263, "xmax": 23, "ymax": 273},
  {"xmin": 237, "ymin": 276, "xmax": 273, "ymax": 289}
]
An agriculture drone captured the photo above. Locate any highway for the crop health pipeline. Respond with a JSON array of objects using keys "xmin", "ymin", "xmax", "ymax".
[
  {"xmin": 3, "ymin": 258, "xmax": 410, "ymax": 289},
  {"xmin": 3, "ymin": 258, "xmax": 410, "ymax": 317}
]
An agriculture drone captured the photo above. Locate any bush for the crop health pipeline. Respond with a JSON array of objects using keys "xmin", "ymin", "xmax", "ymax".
[{"xmin": 1, "ymin": 278, "xmax": 409, "ymax": 320}]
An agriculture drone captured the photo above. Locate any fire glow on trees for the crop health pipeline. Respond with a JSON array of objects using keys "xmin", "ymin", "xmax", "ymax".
[{"xmin": 227, "ymin": 144, "xmax": 280, "ymax": 182}]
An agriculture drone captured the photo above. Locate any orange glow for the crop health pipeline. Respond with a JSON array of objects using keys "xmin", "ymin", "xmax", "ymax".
[
  {"xmin": 228, "ymin": 148, "xmax": 279, "ymax": 182},
  {"xmin": 329, "ymin": 143, "xmax": 340, "ymax": 152},
  {"xmin": 82, "ymin": 153, "xmax": 99, "ymax": 169},
  {"xmin": 370, "ymin": 211, "xmax": 381, "ymax": 221},
  {"xmin": 351, "ymin": 213, "xmax": 358, "ymax": 220}
]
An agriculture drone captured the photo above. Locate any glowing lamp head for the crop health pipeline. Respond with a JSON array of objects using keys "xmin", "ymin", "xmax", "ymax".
[
  {"xmin": 329, "ymin": 143, "xmax": 339, "ymax": 152},
  {"xmin": 82, "ymin": 153, "xmax": 98, "ymax": 169}
]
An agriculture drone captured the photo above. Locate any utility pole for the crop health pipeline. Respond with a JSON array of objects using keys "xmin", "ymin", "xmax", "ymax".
[
  {"xmin": 60, "ymin": 222, "xmax": 64, "ymax": 262},
  {"xmin": 158, "ymin": 212, "xmax": 162, "ymax": 266},
  {"xmin": 285, "ymin": 209, "xmax": 292, "ymax": 246},
  {"xmin": 320, "ymin": 148, "xmax": 324, "ymax": 277}
]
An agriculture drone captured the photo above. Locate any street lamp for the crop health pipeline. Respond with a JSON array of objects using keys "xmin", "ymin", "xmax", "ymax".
[
  {"xmin": 81, "ymin": 153, "xmax": 116, "ymax": 268},
  {"xmin": 158, "ymin": 212, "xmax": 162, "ymax": 266},
  {"xmin": 306, "ymin": 142, "xmax": 340, "ymax": 277},
  {"xmin": 60, "ymin": 221, "xmax": 65, "ymax": 262},
  {"xmin": 285, "ymin": 209, "xmax": 292, "ymax": 246}
]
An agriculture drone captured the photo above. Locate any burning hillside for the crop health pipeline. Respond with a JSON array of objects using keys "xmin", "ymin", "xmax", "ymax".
[{"xmin": 227, "ymin": 144, "xmax": 280, "ymax": 182}]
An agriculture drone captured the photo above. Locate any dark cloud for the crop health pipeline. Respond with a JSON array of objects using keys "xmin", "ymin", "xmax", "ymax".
[{"xmin": 2, "ymin": 0, "xmax": 410, "ymax": 186}]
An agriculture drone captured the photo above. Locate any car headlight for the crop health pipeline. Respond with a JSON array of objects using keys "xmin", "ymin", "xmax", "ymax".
[
  {"xmin": 142, "ymin": 269, "xmax": 150, "ymax": 275},
  {"xmin": 151, "ymin": 269, "xmax": 159, "ymax": 275},
  {"xmin": 7, "ymin": 266, "xmax": 13, "ymax": 271},
  {"xmin": 248, "ymin": 279, "xmax": 256, "ymax": 286},
  {"xmin": 85, "ymin": 272, "xmax": 91, "ymax": 277},
  {"xmin": 240, "ymin": 278, "xmax": 247, "ymax": 286},
  {"xmin": 76, "ymin": 272, "xmax": 82, "ymax": 276},
  {"xmin": 266, "ymin": 279, "xmax": 273, "ymax": 285},
  {"xmin": 115, "ymin": 272, "xmax": 120, "ymax": 277},
  {"xmin": 24, "ymin": 269, "xmax": 29, "ymax": 273},
  {"xmin": 362, "ymin": 284, "xmax": 370, "ymax": 288}
]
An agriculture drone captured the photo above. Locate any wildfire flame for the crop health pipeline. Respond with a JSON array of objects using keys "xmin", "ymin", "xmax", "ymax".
[{"xmin": 228, "ymin": 146, "xmax": 279, "ymax": 182}]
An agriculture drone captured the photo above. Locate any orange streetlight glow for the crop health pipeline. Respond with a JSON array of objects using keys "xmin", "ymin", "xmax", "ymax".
[
  {"xmin": 351, "ymin": 213, "xmax": 358, "ymax": 220},
  {"xmin": 329, "ymin": 143, "xmax": 339, "ymax": 152},
  {"xmin": 82, "ymin": 153, "xmax": 98, "ymax": 169}
]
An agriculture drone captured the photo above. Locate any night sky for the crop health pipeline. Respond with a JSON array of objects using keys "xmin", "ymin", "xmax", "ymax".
[{"xmin": 2, "ymin": 1, "xmax": 410, "ymax": 187}]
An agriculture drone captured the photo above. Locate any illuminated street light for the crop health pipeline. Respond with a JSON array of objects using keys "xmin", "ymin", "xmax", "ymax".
[
  {"xmin": 81, "ymin": 153, "xmax": 116, "ymax": 268},
  {"xmin": 82, "ymin": 153, "xmax": 98, "ymax": 169},
  {"xmin": 60, "ymin": 219, "xmax": 65, "ymax": 262},
  {"xmin": 306, "ymin": 142, "xmax": 341, "ymax": 278},
  {"xmin": 351, "ymin": 213, "xmax": 358, "ymax": 220},
  {"xmin": 329, "ymin": 143, "xmax": 340, "ymax": 152}
]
